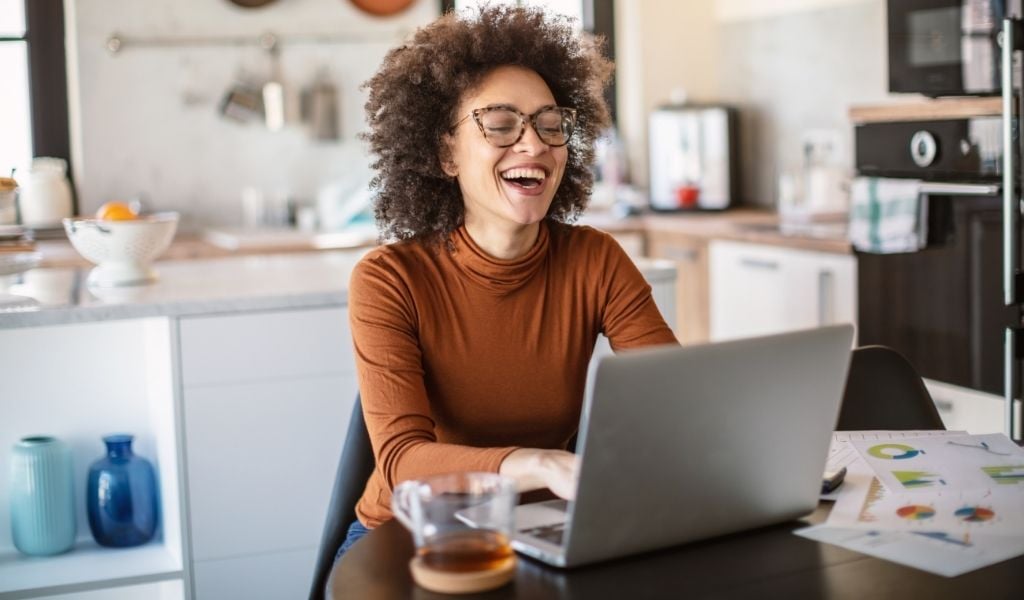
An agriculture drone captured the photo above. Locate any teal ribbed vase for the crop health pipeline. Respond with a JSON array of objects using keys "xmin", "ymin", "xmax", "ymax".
[{"xmin": 9, "ymin": 436, "xmax": 77, "ymax": 556}]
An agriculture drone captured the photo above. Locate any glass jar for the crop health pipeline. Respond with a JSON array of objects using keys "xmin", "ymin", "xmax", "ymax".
[
  {"xmin": 0, "ymin": 176, "xmax": 17, "ymax": 225},
  {"xmin": 18, "ymin": 157, "xmax": 73, "ymax": 227}
]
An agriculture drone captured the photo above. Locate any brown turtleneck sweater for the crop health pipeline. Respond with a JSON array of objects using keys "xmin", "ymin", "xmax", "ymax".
[{"xmin": 349, "ymin": 221, "xmax": 678, "ymax": 527}]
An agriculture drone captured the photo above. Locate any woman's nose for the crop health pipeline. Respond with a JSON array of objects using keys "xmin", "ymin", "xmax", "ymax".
[{"xmin": 513, "ymin": 122, "xmax": 549, "ymax": 155}]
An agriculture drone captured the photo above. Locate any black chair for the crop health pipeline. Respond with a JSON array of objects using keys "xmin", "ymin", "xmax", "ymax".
[
  {"xmin": 837, "ymin": 345, "xmax": 945, "ymax": 431},
  {"xmin": 309, "ymin": 395, "xmax": 375, "ymax": 600}
]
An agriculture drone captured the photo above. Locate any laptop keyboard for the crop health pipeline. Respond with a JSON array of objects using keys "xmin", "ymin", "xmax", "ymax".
[{"xmin": 520, "ymin": 522, "xmax": 566, "ymax": 546}]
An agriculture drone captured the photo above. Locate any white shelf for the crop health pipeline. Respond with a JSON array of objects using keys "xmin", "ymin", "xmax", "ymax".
[
  {"xmin": 0, "ymin": 319, "xmax": 185, "ymax": 598},
  {"xmin": 0, "ymin": 540, "xmax": 183, "ymax": 596}
]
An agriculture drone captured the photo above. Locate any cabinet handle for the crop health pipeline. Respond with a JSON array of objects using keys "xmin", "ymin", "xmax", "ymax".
[
  {"xmin": 739, "ymin": 257, "xmax": 778, "ymax": 270},
  {"xmin": 663, "ymin": 247, "xmax": 699, "ymax": 262},
  {"xmin": 817, "ymin": 270, "xmax": 834, "ymax": 326}
]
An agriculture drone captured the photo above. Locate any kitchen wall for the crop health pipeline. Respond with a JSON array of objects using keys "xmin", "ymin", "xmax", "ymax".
[
  {"xmin": 614, "ymin": 1, "xmax": 719, "ymax": 191},
  {"xmin": 66, "ymin": 0, "xmax": 917, "ymax": 225},
  {"xmin": 65, "ymin": 0, "xmax": 438, "ymax": 229},
  {"xmin": 617, "ymin": 0, "xmax": 921, "ymax": 206}
]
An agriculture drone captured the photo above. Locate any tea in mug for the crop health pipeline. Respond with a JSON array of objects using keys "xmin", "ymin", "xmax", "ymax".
[{"xmin": 417, "ymin": 529, "xmax": 513, "ymax": 573}]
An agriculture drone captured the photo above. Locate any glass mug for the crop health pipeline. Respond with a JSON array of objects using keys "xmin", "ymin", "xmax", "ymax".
[{"xmin": 392, "ymin": 472, "xmax": 518, "ymax": 594}]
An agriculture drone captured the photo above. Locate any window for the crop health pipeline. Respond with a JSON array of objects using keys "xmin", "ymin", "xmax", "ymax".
[
  {"xmin": 0, "ymin": 0, "xmax": 73, "ymax": 200},
  {"xmin": 0, "ymin": 0, "xmax": 31, "ymax": 176}
]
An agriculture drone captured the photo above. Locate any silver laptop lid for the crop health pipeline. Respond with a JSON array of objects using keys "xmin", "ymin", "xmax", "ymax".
[{"xmin": 562, "ymin": 325, "xmax": 854, "ymax": 566}]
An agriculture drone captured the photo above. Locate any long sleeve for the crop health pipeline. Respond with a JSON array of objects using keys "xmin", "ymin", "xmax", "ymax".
[
  {"xmin": 594, "ymin": 232, "xmax": 680, "ymax": 351},
  {"xmin": 348, "ymin": 253, "xmax": 520, "ymax": 492}
]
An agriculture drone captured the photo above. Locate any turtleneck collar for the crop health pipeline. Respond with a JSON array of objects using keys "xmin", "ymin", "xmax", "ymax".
[{"xmin": 450, "ymin": 221, "xmax": 551, "ymax": 294}]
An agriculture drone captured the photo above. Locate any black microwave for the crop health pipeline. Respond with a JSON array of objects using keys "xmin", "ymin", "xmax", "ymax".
[{"xmin": 888, "ymin": 0, "xmax": 1020, "ymax": 96}]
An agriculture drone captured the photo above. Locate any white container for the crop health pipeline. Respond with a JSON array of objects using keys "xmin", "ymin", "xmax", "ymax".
[
  {"xmin": 0, "ymin": 177, "xmax": 17, "ymax": 225},
  {"xmin": 18, "ymin": 157, "xmax": 73, "ymax": 227}
]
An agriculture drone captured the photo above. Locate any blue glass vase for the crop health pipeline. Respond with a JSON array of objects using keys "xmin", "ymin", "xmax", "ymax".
[
  {"xmin": 86, "ymin": 434, "xmax": 159, "ymax": 547},
  {"xmin": 9, "ymin": 436, "xmax": 76, "ymax": 556}
]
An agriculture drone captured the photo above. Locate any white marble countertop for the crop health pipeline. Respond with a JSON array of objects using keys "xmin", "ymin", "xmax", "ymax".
[{"xmin": 0, "ymin": 250, "xmax": 676, "ymax": 330}]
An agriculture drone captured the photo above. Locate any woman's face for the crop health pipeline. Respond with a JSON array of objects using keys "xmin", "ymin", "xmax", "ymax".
[{"xmin": 444, "ymin": 65, "xmax": 569, "ymax": 231}]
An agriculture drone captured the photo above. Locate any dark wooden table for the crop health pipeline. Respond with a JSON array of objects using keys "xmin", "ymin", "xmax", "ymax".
[{"xmin": 327, "ymin": 503, "xmax": 1024, "ymax": 599}]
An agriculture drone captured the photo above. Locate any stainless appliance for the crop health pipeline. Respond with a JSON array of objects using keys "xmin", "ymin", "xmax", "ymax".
[
  {"xmin": 887, "ymin": 0, "xmax": 1020, "ymax": 96},
  {"xmin": 648, "ymin": 105, "xmax": 738, "ymax": 211},
  {"xmin": 853, "ymin": 109, "xmax": 1020, "ymax": 439}
]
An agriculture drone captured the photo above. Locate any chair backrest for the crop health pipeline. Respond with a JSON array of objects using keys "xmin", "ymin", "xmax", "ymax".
[
  {"xmin": 836, "ymin": 345, "xmax": 945, "ymax": 431},
  {"xmin": 309, "ymin": 394, "xmax": 375, "ymax": 600}
]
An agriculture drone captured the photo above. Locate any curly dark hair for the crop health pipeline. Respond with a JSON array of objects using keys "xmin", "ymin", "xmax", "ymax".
[{"xmin": 361, "ymin": 4, "xmax": 614, "ymax": 245}]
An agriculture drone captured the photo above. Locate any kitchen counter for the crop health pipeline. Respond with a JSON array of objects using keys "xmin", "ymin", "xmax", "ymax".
[
  {"xmin": 580, "ymin": 209, "xmax": 852, "ymax": 255},
  {"xmin": 0, "ymin": 249, "xmax": 677, "ymax": 330},
  {"xmin": 0, "ymin": 250, "xmax": 370, "ymax": 329}
]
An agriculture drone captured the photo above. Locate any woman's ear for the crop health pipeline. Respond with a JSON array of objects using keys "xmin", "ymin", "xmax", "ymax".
[{"xmin": 439, "ymin": 133, "xmax": 458, "ymax": 178}]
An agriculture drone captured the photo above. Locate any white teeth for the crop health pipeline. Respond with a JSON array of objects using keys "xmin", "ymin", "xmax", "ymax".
[{"xmin": 501, "ymin": 168, "xmax": 546, "ymax": 181}]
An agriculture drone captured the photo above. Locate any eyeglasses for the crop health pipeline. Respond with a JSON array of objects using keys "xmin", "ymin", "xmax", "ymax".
[{"xmin": 450, "ymin": 105, "xmax": 578, "ymax": 148}]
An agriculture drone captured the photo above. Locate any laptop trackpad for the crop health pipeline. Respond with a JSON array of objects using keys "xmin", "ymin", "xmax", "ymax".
[{"xmin": 515, "ymin": 499, "xmax": 569, "ymax": 529}]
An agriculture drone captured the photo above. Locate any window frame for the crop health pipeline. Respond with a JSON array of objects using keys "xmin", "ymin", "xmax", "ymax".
[{"xmin": 18, "ymin": 0, "xmax": 75, "ymax": 212}]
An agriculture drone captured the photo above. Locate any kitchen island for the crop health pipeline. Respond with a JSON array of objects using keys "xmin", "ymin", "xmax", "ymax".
[{"xmin": 0, "ymin": 250, "xmax": 677, "ymax": 600}]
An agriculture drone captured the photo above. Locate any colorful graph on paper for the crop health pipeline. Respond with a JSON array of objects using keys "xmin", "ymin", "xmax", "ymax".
[
  {"xmin": 857, "ymin": 477, "xmax": 887, "ymax": 523},
  {"xmin": 867, "ymin": 443, "xmax": 925, "ymax": 460},
  {"xmin": 982, "ymin": 465, "xmax": 1024, "ymax": 486},
  {"xmin": 893, "ymin": 470, "xmax": 947, "ymax": 489},
  {"xmin": 851, "ymin": 433, "xmax": 1024, "ymax": 493},
  {"xmin": 955, "ymin": 506, "xmax": 996, "ymax": 523},
  {"xmin": 896, "ymin": 505, "xmax": 936, "ymax": 521}
]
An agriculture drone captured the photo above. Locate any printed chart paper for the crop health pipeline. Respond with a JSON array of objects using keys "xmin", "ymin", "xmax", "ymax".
[
  {"xmin": 850, "ymin": 433, "xmax": 1024, "ymax": 493},
  {"xmin": 794, "ymin": 524, "xmax": 1024, "ymax": 577},
  {"xmin": 820, "ymin": 430, "xmax": 965, "ymax": 501},
  {"xmin": 803, "ymin": 431, "xmax": 1024, "ymax": 576}
]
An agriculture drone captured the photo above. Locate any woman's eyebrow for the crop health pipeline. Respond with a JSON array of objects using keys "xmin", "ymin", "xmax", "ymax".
[{"xmin": 481, "ymin": 103, "xmax": 558, "ymax": 113}]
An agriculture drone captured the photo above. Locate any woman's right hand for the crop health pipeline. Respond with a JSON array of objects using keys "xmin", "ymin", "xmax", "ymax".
[{"xmin": 499, "ymin": 448, "xmax": 580, "ymax": 500}]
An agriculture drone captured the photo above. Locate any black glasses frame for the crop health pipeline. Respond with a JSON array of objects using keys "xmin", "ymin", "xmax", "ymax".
[{"xmin": 450, "ymin": 105, "xmax": 578, "ymax": 148}]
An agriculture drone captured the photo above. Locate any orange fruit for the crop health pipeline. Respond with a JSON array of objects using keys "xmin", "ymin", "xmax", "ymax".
[{"xmin": 95, "ymin": 201, "xmax": 138, "ymax": 221}]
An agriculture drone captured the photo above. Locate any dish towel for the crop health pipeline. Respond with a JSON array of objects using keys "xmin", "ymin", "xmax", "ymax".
[{"xmin": 848, "ymin": 177, "xmax": 927, "ymax": 253}]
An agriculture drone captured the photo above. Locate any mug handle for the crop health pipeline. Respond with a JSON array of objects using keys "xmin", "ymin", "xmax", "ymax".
[{"xmin": 391, "ymin": 480, "xmax": 419, "ymax": 533}]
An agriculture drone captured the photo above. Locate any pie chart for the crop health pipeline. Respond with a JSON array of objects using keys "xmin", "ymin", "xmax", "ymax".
[
  {"xmin": 867, "ymin": 443, "xmax": 923, "ymax": 460},
  {"xmin": 896, "ymin": 505, "xmax": 935, "ymax": 520},
  {"xmin": 954, "ymin": 506, "xmax": 996, "ymax": 523}
]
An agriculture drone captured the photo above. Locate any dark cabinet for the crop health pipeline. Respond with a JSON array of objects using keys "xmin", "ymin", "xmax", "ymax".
[{"xmin": 857, "ymin": 195, "xmax": 1011, "ymax": 395}]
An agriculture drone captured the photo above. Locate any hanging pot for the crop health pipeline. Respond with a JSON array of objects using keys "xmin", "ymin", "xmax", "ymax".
[
  {"xmin": 349, "ymin": 0, "xmax": 416, "ymax": 17},
  {"xmin": 227, "ymin": 0, "xmax": 278, "ymax": 8}
]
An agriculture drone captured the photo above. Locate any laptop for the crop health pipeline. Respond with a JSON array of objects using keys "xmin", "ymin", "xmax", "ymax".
[{"xmin": 511, "ymin": 324, "xmax": 854, "ymax": 567}]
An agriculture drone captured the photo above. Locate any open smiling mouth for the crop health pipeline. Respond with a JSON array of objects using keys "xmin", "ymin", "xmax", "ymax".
[{"xmin": 500, "ymin": 167, "xmax": 547, "ymax": 191}]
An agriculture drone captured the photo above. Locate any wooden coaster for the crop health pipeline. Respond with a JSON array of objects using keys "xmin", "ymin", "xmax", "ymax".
[{"xmin": 409, "ymin": 555, "xmax": 516, "ymax": 594}]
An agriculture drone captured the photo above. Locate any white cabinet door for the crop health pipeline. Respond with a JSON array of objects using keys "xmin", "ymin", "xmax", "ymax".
[
  {"xmin": 184, "ymin": 375, "xmax": 357, "ymax": 561},
  {"xmin": 709, "ymin": 241, "xmax": 856, "ymax": 342},
  {"xmin": 178, "ymin": 307, "xmax": 358, "ymax": 599}
]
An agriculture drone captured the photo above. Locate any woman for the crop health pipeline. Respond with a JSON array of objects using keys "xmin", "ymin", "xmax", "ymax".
[{"xmin": 337, "ymin": 5, "xmax": 678, "ymax": 557}]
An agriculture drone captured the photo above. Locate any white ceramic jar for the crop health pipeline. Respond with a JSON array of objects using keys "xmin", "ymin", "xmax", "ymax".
[{"xmin": 18, "ymin": 157, "xmax": 74, "ymax": 227}]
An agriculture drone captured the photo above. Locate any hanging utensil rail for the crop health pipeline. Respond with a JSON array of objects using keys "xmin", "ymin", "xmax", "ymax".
[{"xmin": 104, "ymin": 29, "xmax": 407, "ymax": 54}]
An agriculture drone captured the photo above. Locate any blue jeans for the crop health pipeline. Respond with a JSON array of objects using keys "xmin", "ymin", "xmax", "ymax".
[{"xmin": 335, "ymin": 520, "xmax": 371, "ymax": 561}]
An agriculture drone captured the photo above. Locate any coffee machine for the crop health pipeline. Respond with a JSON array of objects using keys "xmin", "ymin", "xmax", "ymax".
[{"xmin": 648, "ymin": 105, "xmax": 739, "ymax": 211}]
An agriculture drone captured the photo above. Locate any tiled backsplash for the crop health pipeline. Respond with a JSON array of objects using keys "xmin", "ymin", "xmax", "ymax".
[{"xmin": 716, "ymin": 0, "xmax": 900, "ymax": 206}]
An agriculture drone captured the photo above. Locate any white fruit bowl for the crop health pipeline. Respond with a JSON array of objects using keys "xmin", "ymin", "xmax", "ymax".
[{"xmin": 63, "ymin": 212, "xmax": 179, "ymax": 287}]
